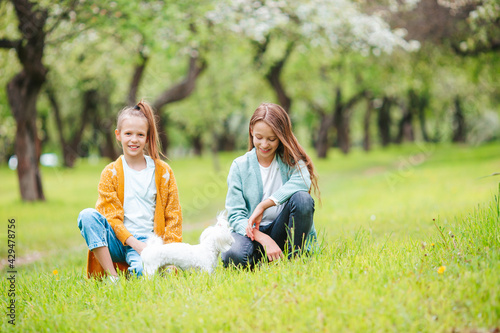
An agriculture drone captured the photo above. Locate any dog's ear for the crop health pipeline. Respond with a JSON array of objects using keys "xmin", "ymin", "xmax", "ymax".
[{"xmin": 216, "ymin": 210, "xmax": 229, "ymax": 228}]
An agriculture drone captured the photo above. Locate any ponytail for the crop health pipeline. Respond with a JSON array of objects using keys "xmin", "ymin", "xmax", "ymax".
[{"xmin": 116, "ymin": 99, "xmax": 164, "ymax": 161}]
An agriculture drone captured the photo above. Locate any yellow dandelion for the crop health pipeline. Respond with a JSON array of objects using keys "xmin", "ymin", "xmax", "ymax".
[
  {"xmin": 437, "ymin": 266, "xmax": 446, "ymax": 274},
  {"xmin": 53, "ymin": 269, "xmax": 58, "ymax": 275},
  {"xmin": 431, "ymin": 243, "xmax": 435, "ymax": 247}
]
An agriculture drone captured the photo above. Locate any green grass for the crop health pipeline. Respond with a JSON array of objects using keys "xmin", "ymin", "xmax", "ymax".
[{"xmin": 1, "ymin": 143, "xmax": 499, "ymax": 332}]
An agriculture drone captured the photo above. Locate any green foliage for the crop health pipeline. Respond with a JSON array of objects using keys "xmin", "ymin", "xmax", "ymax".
[
  {"xmin": 0, "ymin": 2, "xmax": 21, "ymax": 162},
  {"xmin": 165, "ymin": 35, "xmax": 271, "ymax": 150},
  {"xmin": 0, "ymin": 143, "xmax": 499, "ymax": 331},
  {"xmin": 1, "ymin": 0, "xmax": 500, "ymax": 161}
]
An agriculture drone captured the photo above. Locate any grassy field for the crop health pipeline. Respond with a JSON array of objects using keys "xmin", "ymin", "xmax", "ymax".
[{"xmin": 1, "ymin": 143, "xmax": 499, "ymax": 332}]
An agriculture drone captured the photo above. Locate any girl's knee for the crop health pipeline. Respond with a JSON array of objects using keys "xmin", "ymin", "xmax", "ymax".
[
  {"xmin": 290, "ymin": 192, "xmax": 314, "ymax": 212},
  {"xmin": 79, "ymin": 208, "xmax": 98, "ymax": 219},
  {"xmin": 222, "ymin": 248, "xmax": 248, "ymax": 268},
  {"xmin": 78, "ymin": 208, "xmax": 96, "ymax": 228},
  {"xmin": 77, "ymin": 208, "xmax": 105, "ymax": 230}
]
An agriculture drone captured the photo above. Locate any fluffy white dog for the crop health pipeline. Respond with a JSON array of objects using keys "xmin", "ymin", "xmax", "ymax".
[{"xmin": 141, "ymin": 213, "xmax": 234, "ymax": 276}]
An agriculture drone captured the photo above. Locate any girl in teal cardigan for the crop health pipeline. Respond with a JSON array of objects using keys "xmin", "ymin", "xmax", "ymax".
[{"xmin": 223, "ymin": 103, "xmax": 320, "ymax": 268}]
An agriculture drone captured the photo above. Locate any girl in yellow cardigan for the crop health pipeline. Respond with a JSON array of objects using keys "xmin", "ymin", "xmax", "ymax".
[{"xmin": 77, "ymin": 101, "xmax": 182, "ymax": 280}]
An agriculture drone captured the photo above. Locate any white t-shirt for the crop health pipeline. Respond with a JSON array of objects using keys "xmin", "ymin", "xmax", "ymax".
[
  {"xmin": 122, "ymin": 155, "xmax": 156, "ymax": 237},
  {"xmin": 259, "ymin": 156, "xmax": 283, "ymax": 227}
]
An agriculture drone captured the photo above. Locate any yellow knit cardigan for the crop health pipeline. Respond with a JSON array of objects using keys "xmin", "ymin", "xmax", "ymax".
[{"xmin": 86, "ymin": 156, "xmax": 182, "ymax": 278}]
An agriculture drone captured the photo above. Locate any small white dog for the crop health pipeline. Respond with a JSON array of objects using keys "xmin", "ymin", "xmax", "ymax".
[{"xmin": 141, "ymin": 213, "xmax": 234, "ymax": 276}]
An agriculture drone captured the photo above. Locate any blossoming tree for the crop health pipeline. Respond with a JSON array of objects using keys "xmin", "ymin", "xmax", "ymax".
[{"xmin": 207, "ymin": 0, "xmax": 419, "ymax": 157}]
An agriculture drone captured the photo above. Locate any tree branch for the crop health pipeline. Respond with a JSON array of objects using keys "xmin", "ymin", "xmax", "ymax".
[
  {"xmin": 45, "ymin": 25, "xmax": 93, "ymax": 46},
  {"xmin": 264, "ymin": 40, "xmax": 295, "ymax": 112},
  {"xmin": 0, "ymin": 38, "xmax": 21, "ymax": 49},
  {"xmin": 344, "ymin": 90, "xmax": 367, "ymax": 111},
  {"xmin": 251, "ymin": 34, "xmax": 270, "ymax": 69},
  {"xmin": 45, "ymin": 83, "xmax": 68, "ymax": 159},
  {"xmin": 308, "ymin": 101, "xmax": 326, "ymax": 117},
  {"xmin": 45, "ymin": 0, "xmax": 80, "ymax": 36},
  {"xmin": 11, "ymin": 0, "xmax": 47, "ymax": 40},
  {"xmin": 127, "ymin": 47, "xmax": 148, "ymax": 106},
  {"xmin": 153, "ymin": 52, "xmax": 207, "ymax": 111},
  {"xmin": 265, "ymin": 40, "xmax": 295, "ymax": 79}
]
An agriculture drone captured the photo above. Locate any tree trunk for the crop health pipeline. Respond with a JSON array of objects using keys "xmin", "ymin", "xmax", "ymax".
[
  {"xmin": 315, "ymin": 111, "xmax": 334, "ymax": 159},
  {"xmin": 40, "ymin": 112, "xmax": 49, "ymax": 147},
  {"xmin": 452, "ymin": 95, "xmax": 466, "ymax": 142},
  {"xmin": 410, "ymin": 89, "xmax": 431, "ymax": 142},
  {"xmin": 377, "ymin": 96, "xmax": 392, "ymax": 147},
  {"xmin": 191, "ymin": 134, "xmax": 203, "ymax": 156},
  {"xmin": 153, "ymin": 53, "xmax": 206, "ymax": 156},
  {"xmin": 313, "ymin": 88, "xmax": 365, "ymax": 158},
  {"xmin": 8, "ymin": 71, "xmax": 46, "ymax": 201},
  {"xmin": 335, "ymin": 108, "xmax": 351, "ymax": 155},
  {"xmin": 333, "ymin": 88, "xmax": 366, "ymax": 155},
  {"xmin": 333, "ymin": 88, "xmax": 349, "ymax": 154},
  {"xmin": 127, "ymin": 50, "xmax": 148, "ymax": 106},
  {"xmin": 4, "ymin": 0, "xmax": 49, "ymax": 201},
  {"xmin": 100, "ymin": 127, "xmax": 119, "ymax": 160},
  {"xmin": 216, "ymin": 134, "xmax": 236, "ymax": 151},
  {"xmin": 47, "ymin": 85, "xmax": 106, "ymax": 166},
  {"xmin": 309, "ymin": 101, "xmax": 333, "ymax": 159},
  {"xmin": 158, "ymin": 112, "xmax": 170, "ymax": 156},
  {"xmin": 45, "ymin": 84, "xmax": 72, "ymax": 167},
  {"xmin": 100, "ymin": 95, "xmax": 119, "ymax": 161},
  {"xmin": 63, "ymin": 89, "xmax": 99, "ymax": 166},
  {"xmin": 211, "ymin": 131, "xmax": 221, "ymax": 173},
  {"xmin": 264, "ymin": 42, "xmax": 294, "ymax": 113},
  {"xmin": 395, "ymin": 97, "xmax": 415, "ymax": 144},
  {"xmin": 363, "ymin": 98, "xmax": 375, "ymax": 151}
]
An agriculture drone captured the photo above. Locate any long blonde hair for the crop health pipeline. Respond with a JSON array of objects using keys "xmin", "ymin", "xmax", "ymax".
[
  {"xmin": 248, "ymin": 103, "xmax": 320, "ymax": 198},
  {"xmin": 116, "ymin": 100, "xmax": 163, "ymax": 161}
]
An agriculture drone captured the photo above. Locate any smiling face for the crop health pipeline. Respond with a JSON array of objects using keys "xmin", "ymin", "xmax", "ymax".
[
  {"xmin": 115, "ymin": 116, "xmax": 149, "ymax": 162},
  {"xmin": 251, "ymin": 120, "xmax": 280, "ymax": 166}
]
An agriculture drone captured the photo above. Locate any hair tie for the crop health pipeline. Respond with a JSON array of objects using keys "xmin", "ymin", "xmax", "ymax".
[{"xmin": 133, "ymin": 105, "xmax": 140, "ymax": 110}]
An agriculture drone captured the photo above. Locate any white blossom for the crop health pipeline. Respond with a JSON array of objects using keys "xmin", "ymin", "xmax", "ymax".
[{"xmin": 207, "ymin": 0, "xmax": 419, "ymax": 55}]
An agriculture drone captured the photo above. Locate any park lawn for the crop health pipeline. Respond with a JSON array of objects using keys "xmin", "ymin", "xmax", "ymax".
[{"xmin": 0, "ymin": 143, "xmax": 499, "ymax": 332}]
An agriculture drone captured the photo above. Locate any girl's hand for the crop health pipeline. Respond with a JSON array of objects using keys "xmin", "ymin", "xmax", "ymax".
[
  {"xmin": 125, "ymin": 236, "xmax": 147, "ymax": 254},
  {"xmin": 254, "ymin": 231, "xmax": 283, "ymax": 262},
  {"xmin": 246, "ymin": 199, "xmax": 276, "ymax": 240},
  {"xmin": 246, "ymin": 206, "xmax": 265, "ymax": 240},
  {"xmin": 134, "ymin": 241, "xmax": 147, "ymax": 255}
]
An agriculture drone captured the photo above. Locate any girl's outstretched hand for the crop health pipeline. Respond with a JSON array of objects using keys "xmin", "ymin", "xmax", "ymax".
[
  {"xmin": 246, "ymin": 207, "xmax": 264, "ymax": 240},
  {"xmin": 246, "ymin": 198, "xmax": 276, "ymax": 240}
]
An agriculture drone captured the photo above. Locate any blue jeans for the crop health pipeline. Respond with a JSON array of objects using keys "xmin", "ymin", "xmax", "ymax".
[
  {"xmin": 77, "ymin": 208, "xmax": 148, "ymax": 277},
  {"xmin": 222, "ymin": 191, "xmax": 315, "ymax": 268}
]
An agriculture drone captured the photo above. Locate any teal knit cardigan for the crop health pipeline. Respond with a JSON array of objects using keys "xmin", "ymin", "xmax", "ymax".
[{"xmin": 225, "ymin": 148, "xmax": 317, "ymax": 243}]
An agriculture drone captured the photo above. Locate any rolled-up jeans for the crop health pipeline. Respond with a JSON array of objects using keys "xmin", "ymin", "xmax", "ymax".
[
  {"xmin": 222, "ymin": 191, "xmax": 315, "ymax": 268},
  {"xmin": 77, "ymin": 208, "xmax": 148, "ymax": 277}
]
